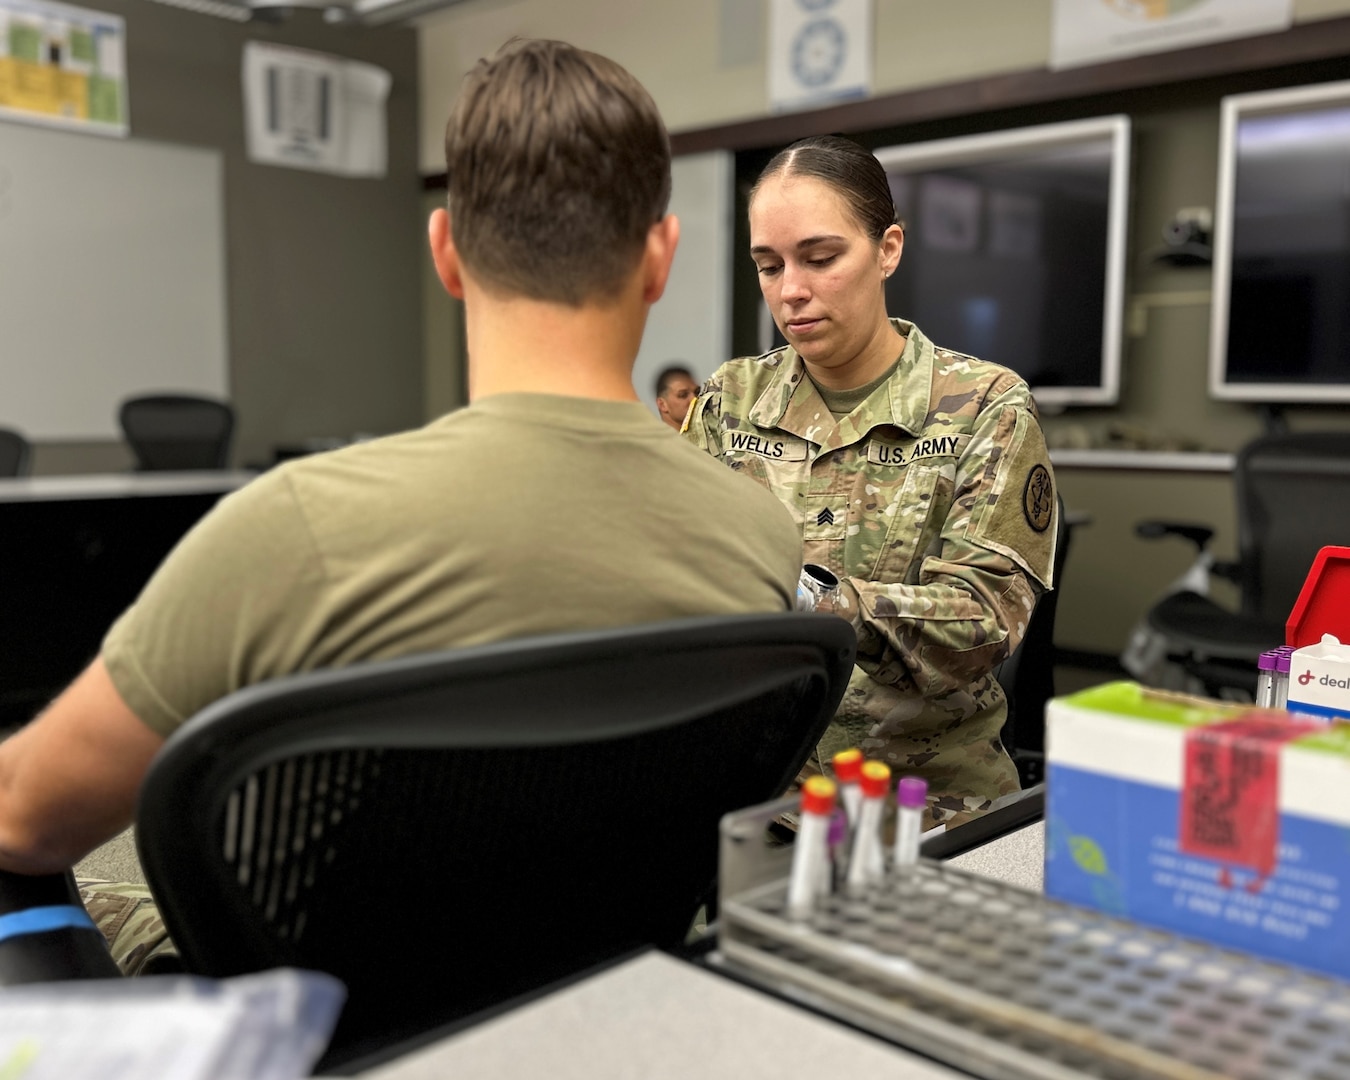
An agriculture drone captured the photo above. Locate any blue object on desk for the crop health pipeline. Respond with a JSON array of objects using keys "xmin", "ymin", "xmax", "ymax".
[
  {"xmin": 0, "ymin": 905, "xmax": 98, "ymax": 942},
  {"xmin": 0, "ymin": 869, "xmax": 120, "ymax": 983}
]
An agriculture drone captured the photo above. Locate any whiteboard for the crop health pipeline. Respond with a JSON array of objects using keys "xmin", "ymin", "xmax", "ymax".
[
  {"xmin": 634, "ymin": 150, "xmax": 733, "ymax": 412},
  {"xmin": 0, "ymin": 123, "xmax": 228, "ymax": 440}
]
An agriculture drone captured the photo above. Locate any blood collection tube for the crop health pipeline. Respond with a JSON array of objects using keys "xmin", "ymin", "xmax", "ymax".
[
  {"xmin": 832, "ymin": 748, "xmax": 864, "ymax": 824},
  {"xmin": 846, "ymin": 760, "xmax": 891, "ymax": 892},
  {"xmin": 1274, "ymin": 647, "xmax": 1293, "ymax": 709},
  {"xmin": 788, "ymin": 775, "xmax": 837, "ymax": 920},
  {"xmin": 1256, "ymin": 650, "xmax": 1278, "ymax": 709},
  {"xmin": 825, "ymin": 809, "xmax": 848, "ymax": 894},
  {"xmin": 893, "ymin": 775, "xmax": 928, "ymax": 871}
]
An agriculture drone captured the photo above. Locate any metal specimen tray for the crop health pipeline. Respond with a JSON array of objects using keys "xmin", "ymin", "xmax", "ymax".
[{"xmin": 714, "ymin": 802, "xmax": 1350, "ymax": 1080}]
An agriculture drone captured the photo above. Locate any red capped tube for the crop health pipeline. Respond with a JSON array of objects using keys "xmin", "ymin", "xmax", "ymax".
[
  {"xmin": 832, "ymin": 748, "xmax": 863, "ymax": 783},
  {"xmin": 859, "ymin": 760, "xmax": 891, "ymax": 799},
  {"xmin": 832, "ymin": 748, "xmax": 864, "ymax": 825},
  {"xmin": 847, "ymin": 761, "xmax": 891, "ymax": 891},
  {"xmin": 800, "ymin": 775, "xmax": 837, "ymax": 817},
  {"xmin": 788, "ymin": 776, "xmax": 837, "ymax": 920}
]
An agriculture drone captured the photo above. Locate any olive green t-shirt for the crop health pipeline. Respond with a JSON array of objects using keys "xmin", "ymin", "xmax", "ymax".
[
  {"xmin": 813, "ymin": 360, "xmax": 899, "ymax": 419},
  {"xmin": 103, "ymin": 394, "xmax": 802, "ymax": 737}
]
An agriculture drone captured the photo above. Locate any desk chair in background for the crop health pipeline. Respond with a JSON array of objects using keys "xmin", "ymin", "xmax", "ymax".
[
  {"xmin": 1132, "ymin": 432, "xmax": 1350, "ymax": 698},
  {"xmin": 0, "ymin": 428, "xmax": 32, "ymax": 478},
  {"xmin": 118, "ymin": 394, "xmax": 235, "ymax": 471},
  {"xmin": 125, "ymin": 612, "xmax": 854, "ymax": 1068},
  {"xmin": 994, "ymin": 494, "xmax": 1071, "ymax": 789}
]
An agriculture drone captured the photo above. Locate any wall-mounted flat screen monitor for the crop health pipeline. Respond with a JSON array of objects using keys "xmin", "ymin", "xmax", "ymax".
[
  {"xmin": 868, "ymin": 116, "xmax": 1130, "ymax": 407},
  {"xmin": 1210, "ymin": 80, "xmax": 1350, "ymax": 402}
]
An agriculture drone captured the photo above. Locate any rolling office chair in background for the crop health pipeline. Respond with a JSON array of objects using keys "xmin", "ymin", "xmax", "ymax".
[
  {"xmin": 0, "ymin": 614, "xmax": 852, "ymax": 1069},
  {"xmin": 994, "ymin": 494, "xmax": 1071, "ymax": 789},
  {"xmin": 118, "ymin": 394, "xmax": 235, "ymax": 471},
  {"xmin": 0, "ymin": 428, "xmax": 32, "ymax": 478},
  {"xmin": 1130, "ymin": 432, "xmax": 1350, "ymax": 698}
]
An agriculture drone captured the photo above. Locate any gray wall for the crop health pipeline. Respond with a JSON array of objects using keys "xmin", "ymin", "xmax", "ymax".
[
  {"xmin": 28, "ymin": 3, "xmax": 421, "ymax": 474},
  {"xmin": 415, "ymin": 0, "xmax": 1350, "ymax": 172},
  {"xmin": 1047, "ymin": 89, "xmax": 1350, "ymax": 655},
  {"xmin": 1042, "ymin": 97, "xmax": 1350, "ymax": 458}
]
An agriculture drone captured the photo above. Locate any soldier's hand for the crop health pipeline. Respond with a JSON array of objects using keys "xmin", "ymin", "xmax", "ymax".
[{"xmin": 815, "ymin": 579, "xmax": 863, "ymax": 635}]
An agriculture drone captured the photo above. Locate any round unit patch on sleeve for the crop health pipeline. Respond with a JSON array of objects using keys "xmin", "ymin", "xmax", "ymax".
[{"xmin": 1022, "ymin": 464, "xmax": 1054, "ymax": 533}]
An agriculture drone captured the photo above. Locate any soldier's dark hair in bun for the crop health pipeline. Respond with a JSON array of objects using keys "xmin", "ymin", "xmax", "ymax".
[{"xmin": 751, "ymin": 135, "xmax": 897, "ymax": 241}]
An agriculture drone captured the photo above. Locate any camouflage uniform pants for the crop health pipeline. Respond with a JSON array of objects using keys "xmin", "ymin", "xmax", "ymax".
[
  {"xmin": 76, "ymin": 880, "xmax": 182, "ymax": 976},
  {"xmin": 816, "ymin": 670, "xmax": 1021, "ymax": 830}
]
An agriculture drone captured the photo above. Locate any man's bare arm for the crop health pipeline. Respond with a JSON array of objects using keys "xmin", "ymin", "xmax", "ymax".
[{"xmin": 0, "ymin": 658, "xmax": 164, "ymax": 875}]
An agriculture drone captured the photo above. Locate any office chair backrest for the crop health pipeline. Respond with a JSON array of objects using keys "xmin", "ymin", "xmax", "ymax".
[
  {"xmin": 118, "ymin": 394, "xmax": 234, "ymax": 471},
  {"xmin": 1237, "ymin": 433, "xmax": 1350, "ymax": 623},
  {"xmin": 995, "ymin": 493, "xmax": 1070, "ymax": 780},
  {"xmin": 0, "ymin": 428, "xmax": 32, "ymax": 478},
  {"xmin": 136, "ymin": 613, "xmax": 855, "ymax": 1062}
]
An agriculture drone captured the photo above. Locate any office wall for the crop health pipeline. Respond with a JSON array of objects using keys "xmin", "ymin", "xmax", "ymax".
[
  {"xmin": 26, "ymin": 3, "xmax": 421, "ymax": 474},
  {"xmin": 2, "ymin": 126, "xmax": 229, "ymax": 440},
  {"xmin": 1054, "ymin": 466, "xmax": 1240, "ymax": 657},
  {"xmin": 416, "ymin": 0, "xmax": 1350, "ymax": 171},
  {"xmin": 633, "ymin": 151, "xmax": 735, "ymax": 407}
]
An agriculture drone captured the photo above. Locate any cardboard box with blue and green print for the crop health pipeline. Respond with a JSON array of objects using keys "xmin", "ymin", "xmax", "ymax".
[{"xmin": 1045, "ymin": 682, "xmax": 1350, "ymax": 980}]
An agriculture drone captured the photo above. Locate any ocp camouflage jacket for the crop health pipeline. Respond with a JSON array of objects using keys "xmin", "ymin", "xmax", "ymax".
[{"xmin": 685, "ymin": 320, "xmax": 1057, "ymax": 822}]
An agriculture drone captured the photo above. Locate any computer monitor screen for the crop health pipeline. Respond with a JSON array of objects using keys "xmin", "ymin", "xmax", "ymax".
[
  {"xmin": 869, "ymin": 116, "xmax": 1130, "ymax": 407},
  {"xmin": 1211, "ymin": 80, "xmax": 1350, "ymax": 402}
]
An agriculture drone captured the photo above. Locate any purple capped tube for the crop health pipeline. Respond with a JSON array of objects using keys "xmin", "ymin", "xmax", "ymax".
[
  {"xmin": 893, "ymin": 776, "xmax": 928, "ymax": 871},
  {"xmin": 1275, "ymin": 647, "xmax": 1294, "ymax": 709},
  {"xmin": 1256, "ymin": 650, "xmax": 1279, "ymax": 709}
]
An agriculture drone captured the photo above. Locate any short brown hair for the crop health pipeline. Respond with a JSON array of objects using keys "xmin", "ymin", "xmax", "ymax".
[
  {"xmin": 444, "ymin": 39, "xmax": 672, "ymax": 306},
  {"xmin": 752, "ymin": 135, "xmax": 896, "ymax": 241}
]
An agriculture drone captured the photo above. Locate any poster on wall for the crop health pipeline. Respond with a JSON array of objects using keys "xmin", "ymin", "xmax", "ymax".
[
  {"xmin": 0, "ymin": 0, "xmax": 126, "ymax": 136},
  {"xmin": 1051, "ymin": 0, "xmax": 1293, "ymax": 70},
  {"xmin": 768, "ymin": 0, "xmax": 872, "ymax": 113},
  {"xmin": 242, "ymin": 42, "xmax": 390, "ymax": 178}
]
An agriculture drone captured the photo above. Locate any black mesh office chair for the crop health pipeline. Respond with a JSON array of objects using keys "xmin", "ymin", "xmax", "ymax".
[
  {"xmin": 995, "ymin": 494, "xmax": 1071, "ymax": 788},
  {"xmin": 126, "ymin": 613, "xmax": 853, "ymax": 1067},
  {"xmin": 118, "ymin": 394, "xmax": 235, "ymax": 471},
  {"xmin": 1135, "ymin": 433, "xmax": 1350, "ymax": 696},
  {"xmin": 0, "ymin": 428, "xmax": 32, "ymax": 477}
]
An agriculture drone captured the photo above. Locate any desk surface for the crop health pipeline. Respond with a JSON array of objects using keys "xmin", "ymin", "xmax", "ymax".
[
  {"xmin": 1049, "ymin": 449, "xmax": 1234, "ymax": 472},
  {"xmin": 947, "ymin": 819, "xmax": 1043, "ymax": 892},
  {"xmin": 357, "ymin": 951, "xmax": 969, "ymax": 1080},
  {"xmin": 355, "ymin": 823, "xmax": 1045, "ymax": 1079},
  {"xmin": 0, "ymin": 471, "xmax": 255, "ymax": 503}
]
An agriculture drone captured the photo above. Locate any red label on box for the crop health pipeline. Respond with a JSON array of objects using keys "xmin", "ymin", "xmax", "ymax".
[{"xmin": 1180, "ymin": 715, "xmax": 1321, "ymax": 877}]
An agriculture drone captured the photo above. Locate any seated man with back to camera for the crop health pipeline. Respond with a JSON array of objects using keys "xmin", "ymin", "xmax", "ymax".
[{"xmin": 0, "ymin": 38, "xmax": 802, "ymax": 969}]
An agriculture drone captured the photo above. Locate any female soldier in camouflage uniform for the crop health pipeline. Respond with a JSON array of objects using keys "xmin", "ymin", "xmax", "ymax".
[{"xmin": 684, "ymin": 136, "xmax": 1058, "ymax": 828}]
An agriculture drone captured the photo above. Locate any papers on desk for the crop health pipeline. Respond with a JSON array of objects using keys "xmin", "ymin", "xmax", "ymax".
[{"xmin": 0, "ymin": 968, "xmax": 344, "ymax": 1079}]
